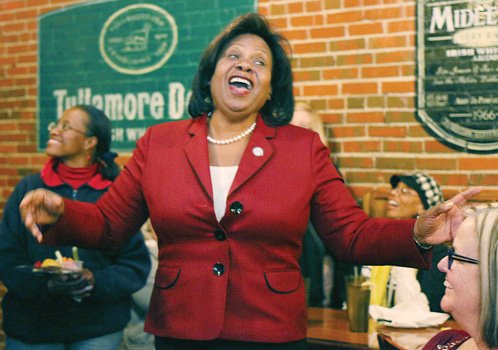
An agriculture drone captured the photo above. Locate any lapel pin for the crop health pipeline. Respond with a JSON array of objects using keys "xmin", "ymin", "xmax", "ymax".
[{"xmin": 252, "ymin": 146, "xmax": 264, "ymax": 157}]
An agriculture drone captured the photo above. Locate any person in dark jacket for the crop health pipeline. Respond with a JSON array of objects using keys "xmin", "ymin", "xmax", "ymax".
[
  {"xmin": 292, "ymin": 102, "xmax": 328, "ymax": 307},
  {"xmin": 0, "ymin": 105, "xmax": 150, "ymax": 349}
]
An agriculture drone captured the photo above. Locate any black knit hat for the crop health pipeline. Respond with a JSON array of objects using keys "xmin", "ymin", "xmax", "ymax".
[{"xmin": 390, "ymin": 172, "xmax": 444, "ymax": 210}]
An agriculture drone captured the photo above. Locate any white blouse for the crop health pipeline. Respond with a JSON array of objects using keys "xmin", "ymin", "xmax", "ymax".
[{"xmin": 210, "ymin": 166, "xmax": 238, "ymax": 222}]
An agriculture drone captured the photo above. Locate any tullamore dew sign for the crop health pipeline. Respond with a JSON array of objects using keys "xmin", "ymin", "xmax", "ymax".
[{"xmin": 38, "ymin": 0, "xmax": 254, "ymax": 150}]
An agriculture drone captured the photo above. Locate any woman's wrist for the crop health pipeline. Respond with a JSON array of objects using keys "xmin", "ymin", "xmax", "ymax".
[
  {"xmin": 413, "ymin": 234, "xmax": 433, "ymax": 250},
  {"xmin": 413, "ymin": 215, "xmax": 433, "ymax": 250}
]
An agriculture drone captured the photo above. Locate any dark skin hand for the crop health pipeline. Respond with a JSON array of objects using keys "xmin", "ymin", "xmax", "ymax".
[
  {"xmin": 19, "ymin": 188, "xmax": 65, "ymax": 243},
  {"xmin": 47, "ymin": 268, "xmax": 95, "ymax": 299},
  {"xmin": 413, "ymin": 187, "xmax": 482, "ymax": 245}
]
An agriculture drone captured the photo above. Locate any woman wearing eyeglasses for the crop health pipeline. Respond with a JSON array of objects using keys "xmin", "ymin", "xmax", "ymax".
[
  {"xmin": 422, "ymin": 203, "xmax": 498, "ymax": 350},
  {"xmin": 0, "ymin": 105, "xmax": 151, "ymax": 350},
  {"xmin": 364, "ymin": 172, "xmax": 448, "ymax": 313}
]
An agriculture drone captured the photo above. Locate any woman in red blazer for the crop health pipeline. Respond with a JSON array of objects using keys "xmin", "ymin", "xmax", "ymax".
[{"xmin": 21, "ymin": 13, "xmax": 479, "ymax": 350}]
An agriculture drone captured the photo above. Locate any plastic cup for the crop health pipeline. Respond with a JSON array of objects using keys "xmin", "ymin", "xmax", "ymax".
[
  {"xmin": 345, "ymin": 275, "xmax": 371, "ymax": 332},
  {"xmin": 74, "ymin": 260, "xmax": 83, "ymax": 270}
]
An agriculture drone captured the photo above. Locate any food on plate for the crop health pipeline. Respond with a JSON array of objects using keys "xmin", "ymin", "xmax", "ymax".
[{"xmin": 34, "ymin": 251, "xmax": 82, "ymax": 271}]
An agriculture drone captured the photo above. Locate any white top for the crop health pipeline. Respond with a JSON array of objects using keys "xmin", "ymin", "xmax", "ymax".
[
  {"xmin": 390, "ymin": 266, "xmax": 429, "ymax": 309},
  {"xmin": 210, "ymin": 166, "xmax": 238, "ymax": 222}
]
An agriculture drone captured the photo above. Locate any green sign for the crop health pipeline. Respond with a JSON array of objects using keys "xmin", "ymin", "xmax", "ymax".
[{"xmin": 38, "ymin": 0, "xmax": 255, "ymax": 150}]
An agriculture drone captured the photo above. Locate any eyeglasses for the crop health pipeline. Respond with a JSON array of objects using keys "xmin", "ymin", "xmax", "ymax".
[
  {"xmin": 47, "ymin": 121, "xmax": 87, "ymax": 135},
  {"xmin": 394, "ymin": 186, "xmax": 416, "ymax": 196},
  {"xmin": 447, "ymin": 246, "xmax": 479, "ymax": 269}
]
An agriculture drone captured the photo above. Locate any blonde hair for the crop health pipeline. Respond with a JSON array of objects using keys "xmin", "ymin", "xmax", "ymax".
[
  {"xmin": 464, "ymin": 202, "xmax": 498, "ymax": 347},
  {"xmin": 293, "ymin": 102, "xmax": 327, "ymax": 146}
]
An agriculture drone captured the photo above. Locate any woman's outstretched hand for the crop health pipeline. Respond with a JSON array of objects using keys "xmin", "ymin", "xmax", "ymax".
[
  {"xmin": 19, "ymin": 189, "xmax": 65, "ymax": 243},
  {"xmin": 413, "ymin": 187, "xmax": 482, "ymax": 246}
]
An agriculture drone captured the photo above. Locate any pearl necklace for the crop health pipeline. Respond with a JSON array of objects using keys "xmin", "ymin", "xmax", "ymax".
[{"xmin": 207, "ymin": 121, "xmax": 256, "ymax": 145}]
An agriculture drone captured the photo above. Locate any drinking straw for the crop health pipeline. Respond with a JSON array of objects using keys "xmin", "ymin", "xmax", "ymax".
[
  {"xmin": 55, "ymin": 250, "xmax": 64, "ymax": 266},
  {"xmin": 72, "ymin": 246, "xmax": 79, "ymax": 261}
]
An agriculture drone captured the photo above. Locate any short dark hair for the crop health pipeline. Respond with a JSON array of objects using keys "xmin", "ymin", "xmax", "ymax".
[
  {"xmin": 75, "ymin": 105, "xmax": 120, "ymax": 181},
  {"xmin": 188, "ymin": 13, "xmax": 294, "ymax": 126}
]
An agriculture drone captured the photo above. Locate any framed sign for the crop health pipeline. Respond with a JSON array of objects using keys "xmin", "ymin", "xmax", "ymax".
[
  {"xmin": 38, "ymin": 0, "xmax": 255, "ymax": 151},
  {"xmin": 417, "ymin": 1, "xmax": 498, "ymax": 154}
]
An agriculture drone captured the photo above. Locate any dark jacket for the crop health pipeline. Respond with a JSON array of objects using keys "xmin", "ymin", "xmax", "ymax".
[
  {"xmin": 417, "ymin": 244, "xmax": 447, "ymax": 312},
  {"xmin": 0, "ymin": 161, "xmax": 151, "ymax": 343},
  {"xmin": 299, "ymin": 223, "xmax": 325, "ymax": 307}
]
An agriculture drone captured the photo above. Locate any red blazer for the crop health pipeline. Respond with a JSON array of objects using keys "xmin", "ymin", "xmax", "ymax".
[{"xmin": 48, "ymin": 114, "xmax": 430, "ymax": 343}]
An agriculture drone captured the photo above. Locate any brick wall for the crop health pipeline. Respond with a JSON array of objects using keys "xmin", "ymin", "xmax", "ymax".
[
  {"xmin": 257, "ymin": 0, "xmax": 498, "ymax": 200},
  {"xmin": 0, "ymin": 0, "xmax": 497, "ymax": 344}
]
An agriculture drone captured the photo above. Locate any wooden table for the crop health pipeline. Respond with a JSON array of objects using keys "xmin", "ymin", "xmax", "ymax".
[{"xmin": 306, "ymin": 307, "xmax": 459, "ymax": 349}]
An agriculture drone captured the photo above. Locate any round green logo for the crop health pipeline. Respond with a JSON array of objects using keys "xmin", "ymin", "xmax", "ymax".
[{"xmin": 99, "ymin": 4, "xmax": 178, "ymax": 75}]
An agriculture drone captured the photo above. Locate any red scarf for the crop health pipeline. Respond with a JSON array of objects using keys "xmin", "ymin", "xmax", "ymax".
[{"xmin": 41, "ymin": 158, "xmax": 112, "ymax": 190}]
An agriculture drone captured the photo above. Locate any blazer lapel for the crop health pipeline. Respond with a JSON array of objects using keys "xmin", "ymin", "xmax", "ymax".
[
  {"xmin": 229, "ymin": 116, "xmax": 275, "ymax": 196},
  {"xmin": 184, "ymin": 116, "xmax": 213, "ymax": 200}
]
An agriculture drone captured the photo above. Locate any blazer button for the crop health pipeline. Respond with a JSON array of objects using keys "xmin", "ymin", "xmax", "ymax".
[
  {"xmin": 214, "ymin": 229, "xmax": 226, "ymax": 241},
  {"xmin": 230, "ymin": 201, "xmax": 243, "ymax": 215},
  {"xmin": 213, "ymin": 262, "xmax": 225, "ymax": 276}
]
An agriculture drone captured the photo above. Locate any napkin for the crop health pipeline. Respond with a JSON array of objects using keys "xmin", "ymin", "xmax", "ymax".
[{"xmin": 369, "ymin": 302, "xmax": 450, "ymax": 328}]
